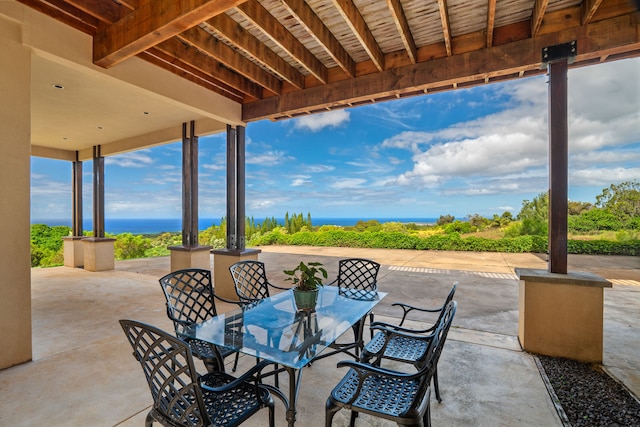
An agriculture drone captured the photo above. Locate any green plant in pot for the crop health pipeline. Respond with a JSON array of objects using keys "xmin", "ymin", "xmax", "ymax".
[{"xmin": 284, "ymin": 261, "xmax": 328, "ymax": 311}]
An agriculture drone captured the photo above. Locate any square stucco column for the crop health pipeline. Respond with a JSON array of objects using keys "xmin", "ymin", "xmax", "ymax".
[
  {"xmin": 212, "ymin": 248, "xmax": 261, "ymax": 301},
  {"xmin": 0, "ymin": 22, "xmax": 32, "ymax": 369},
  {"xmin": 62, "ymin": 236, "xmax": 85, "ymax": 268},
  {"xmin": 83, "ymin": 238, "xmax": 116, "ymax": 272},
  {"xmin": 168, "ymin": 245, "xmax": 213, "ymax": 272},
  {"xmin": 516, "ymin": 268, "xmax": 612, "ymax": 363}
]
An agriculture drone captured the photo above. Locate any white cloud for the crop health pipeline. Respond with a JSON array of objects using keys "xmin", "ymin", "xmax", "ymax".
[
  {"xmin": 305, "ymin": 164, "xmax": 335, "ymax": 173},
  {"xmin": 570, "ymin": 167, "xmax": 640, "ymax": 186},
  {"xmin": 106, "ymin": 150, "xmax": 154, "ymax": 168},
  {"xmin": 246, "ymin": 150, "xmax": 292, "ymax": 166},
  {"xmin": 381, "ymin": 58, "xmax": 640, "ymax": 194},
  {"xmin": 294, "ymin": 110, "xmax": 350, "ymax": 132},
  {"xmin": 291, "ymin": 175, "xmax": 311, "ymax": 186},
  {"xmin": 330, "ymin": 178, "xmax": 366, "ymax": 190}
]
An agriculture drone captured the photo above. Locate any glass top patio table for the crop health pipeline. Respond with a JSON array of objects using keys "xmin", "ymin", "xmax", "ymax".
[{"xmin": 181, "ymin": 285, "xmax": 387, "ymax": 369}]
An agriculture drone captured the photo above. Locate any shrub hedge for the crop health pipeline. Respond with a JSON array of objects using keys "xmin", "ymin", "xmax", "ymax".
[{"xmin": 251, "ymin": 229, "xmax": 638, "ymax": 255}]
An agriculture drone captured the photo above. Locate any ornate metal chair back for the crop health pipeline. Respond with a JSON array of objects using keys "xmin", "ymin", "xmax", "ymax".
[
  {"xmin": 335, "ymin": 258, "xmax": 380, "ymax": 300},
  {"xmin": 158, "ymin": 269, "xmax": 218, "ymax": 331},
  {"xmin": 229, "ymin": 261, "xmax": 272, "ymax": 304},
  {"xmin": 119, "ymin": 319, "xmax": 211, "ymax": 427}
]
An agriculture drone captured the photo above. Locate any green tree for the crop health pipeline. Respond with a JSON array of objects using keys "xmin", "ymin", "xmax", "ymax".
[
  {"xmin": 436, "ymin": 214, "xmax": 455, "ymax": 226},
  {"xmin": 595, "ymin": 181, "xmax": 640, "ymax": 222},
  {"xmin": 568, "ymin": 200, "xmax": 593, "ymax": 215},
  {"xmin": 518, "ymin": 192, "xmax": 548, "ymax": 221},
  {"xmin": 114, "ymin": 233, "xmax": 151, "ymax": 260}
]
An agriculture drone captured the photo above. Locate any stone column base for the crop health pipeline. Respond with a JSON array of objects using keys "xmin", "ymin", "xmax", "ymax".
[
  {"xmin": 516, "ymin": 268, "xmax": 612, "ymax": 363},
  {"xmin": 168, "ymin": 245, "xmax": 213, "ymax": 272},
  {"xmin": 83, "ymin": 237, "xmax": 116, "ymax": 272},
  {"xmin": 62, "ymin": 236, "xmax": 84, "ymax": 268},
  {"xmin": 212, "ymin": 248, "xmax": 262, "ymax": 301}
]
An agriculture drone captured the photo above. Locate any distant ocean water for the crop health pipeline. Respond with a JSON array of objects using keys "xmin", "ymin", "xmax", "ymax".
[{"xmin": 31, "ymin": 217, "xmax": 438, "ymax": 235}]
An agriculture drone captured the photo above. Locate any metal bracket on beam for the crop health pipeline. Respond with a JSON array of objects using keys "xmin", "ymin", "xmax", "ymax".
[{"xmin": 541, "ymin": 41, "xmax": 577, "ymax": 69}]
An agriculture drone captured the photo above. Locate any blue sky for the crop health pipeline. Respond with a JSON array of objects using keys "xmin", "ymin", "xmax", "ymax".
[{"xmin": 31, "ymin": 58, "xmax": 640, "ymax": 221}]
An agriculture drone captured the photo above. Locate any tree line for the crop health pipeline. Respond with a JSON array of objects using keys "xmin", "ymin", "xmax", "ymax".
[{"xmin": 30, "ymin": 181, "xmax": 639, "ymax": 267}]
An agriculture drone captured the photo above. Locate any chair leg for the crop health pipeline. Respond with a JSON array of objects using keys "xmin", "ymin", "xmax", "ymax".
[
  {"xmin": 268, "ymin": 402, "xmax": 275, "ymax": 427},
  {"xmin": 145, "ymin": 411, "xmax": 154, "ymax": 427},
  {"xmin": 433, "ymin": 368, "xmax": 441, "ymax": 403},
  {"xmin": 349, "ymin": 410, "xmax": 358, "ymax": 427},
  {"xmin": 232, "ymin": 352, "xmax": 239, "ymax": 372},
  {"xmin": 325, "ymin": 400, "xmax": 341, "ymax": 427}
]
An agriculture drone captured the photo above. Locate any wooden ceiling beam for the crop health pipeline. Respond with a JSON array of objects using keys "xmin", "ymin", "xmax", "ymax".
[
  {"xmin": 487, "ymin": 0, "xmax": 496, "ymax": 47},
  {"xmin": 140, "ymin": 49, "xmax": 245, "ymax": 102},
  {"xmin": 243, "ymin": 12, "xmax": 640, "ymax": 121},
  {"xmin": 65, "ymin": 0, "xmax": 127, "ymax": 23},
  {"xmin": 236, "ymin": 0, "xmax": 329, "ymax": 84},
  {"xmin": 386, "ymin": 0, "xmax": 417, "ymax": 64},
  {"xmin": 177, "ymin": 27, "xmax": 281, "ymax": 95},
  {"xmin": 17, "ymin": 0, "xmax": 98, "ymax": 34},
  {"xmin": 437, "ymin": 0, "xmax": 453, "ymax": 56},
  {"xmin": 532, "ymin": 0, "xmax": 550, "ymax": 36},
  {"xmin": 332, "ymin": 0, "xmax": 385, "ymax": 72},
  {"xmin": 154, "ymin": 37, "xmax": 263, "ymax": 99},
  {"xmin": 93, "ymin": 0, "xmax": 248, "ymax": 68},
  {"xmin": 206, "ymin": 14, "xmax": 305, "ymax": 89},
  {"xmin": 281, "ymin": 0, "xmax": 356, "ymax": 77}
]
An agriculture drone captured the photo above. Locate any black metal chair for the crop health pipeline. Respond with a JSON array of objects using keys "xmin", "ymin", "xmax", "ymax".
[
  {"xmin": 229, "ymin": 260, "xmax": 290, "ymax": 304},
  {"xmin": 325, "ymin": 300, "xmax": 457, "ymax": 427},
  {"xmin": 229, "ymin": 260, "xmax": 289, "ymax": 385},
  {"xmin": 159, "ymin": 268, "xmax": 240, "ymax": 373},
  {"xmin": 327, "ymin": 258, "xmax": 381, "ymax": 356},
  {"xmin": 361, "ymin": 282, "xmax": 458, "ymax": 402},
  {"xmin": 119, "ymin": 319, "xmax": 276, "ymax": 427}
]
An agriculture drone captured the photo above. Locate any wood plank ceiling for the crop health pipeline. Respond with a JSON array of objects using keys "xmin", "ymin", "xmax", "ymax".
[{"xmin": 19, "ymin": 0, "xmax": 640, "ymax": 122}]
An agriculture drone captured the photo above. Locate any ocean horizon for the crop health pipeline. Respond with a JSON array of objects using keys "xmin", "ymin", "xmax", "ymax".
[{"xmin": 31, "ymin": 217, "xmax": 438, "ymax": 235}]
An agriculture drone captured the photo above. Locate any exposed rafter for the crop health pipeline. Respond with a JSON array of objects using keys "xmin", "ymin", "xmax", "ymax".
[
  {"xmin": 332, "ymin": 0, "xmax": 385, "ymax": 71},
  {"xmin": 177, "ymin": 27, "xmax": 281, "ymax": 95},
  {"xmin": 386, "ymin": 0, "xmax": 417, "ymax": 64},
  {"xmin": 532, "ymin": 0, "xmax": 550, "ymax": 36},
  {"xmin": 236, "ymin": 0, "xmax": 329, "ymax": 84},
  {"xmin": 437, "ymin": 0, "xmax": 453, "ymax": 56},
  {"xmin": 582, "ymin": 0, "xmax": 605, "ymax": 24},
  {"xmin": 205, "ymin": 13, "xmax": 306, "ymax": 89},
  {"xmin": 281, "ymin": 0, "xmax": 356, "ymax": 77},
  {"xmin": 487, "ymin": 0, "xmax": 497, "ymax": 47}
]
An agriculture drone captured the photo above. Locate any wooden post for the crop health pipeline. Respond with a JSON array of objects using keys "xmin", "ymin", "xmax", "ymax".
[
  {"xmin": 72, "ymin": 152, "xmax": 83, "ymax": 236},
  {"xmin": 542, "ymin": 41, "xmax": 575, "ymax": 274},
  {"xmin": 182, "ymin": 121, "xmax": 199, "ymax": 248},
  {"xmin": 92, "ymin": 145, "xmax": 105, "ymax": 238}
]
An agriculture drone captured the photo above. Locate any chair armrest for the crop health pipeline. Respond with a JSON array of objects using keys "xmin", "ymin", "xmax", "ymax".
[
  {"xmin": 369, "ymin": 321, "xmax": 435, "ymax": 335},
  {"xmin": 199, "ymin": 360, "xmax": 274, "ymax": 393},
  {"xmin": 336, "ymin": 360, "xmax": 423, "ymax": 380},
  {"xmin": 389, "ymin": 301, "xmax": 444, "ymax": 327},
  {"xmin": 369, "ymin": 324, "xmax": 438, "ymax": 341}
]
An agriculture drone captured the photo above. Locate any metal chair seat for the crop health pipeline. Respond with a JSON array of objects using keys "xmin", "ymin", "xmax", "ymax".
[
  {"xmin": 331, "ymin": 368, "xmax": 424, "ymax": 419},
  {"xmin": 365, "ymin": 333, "xmax": 428, "ymax": 365}
]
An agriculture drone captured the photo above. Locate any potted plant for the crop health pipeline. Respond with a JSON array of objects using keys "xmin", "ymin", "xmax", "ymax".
[{"xmin": 284, "ymin": 261, "xmax": 328, "ymax": 311}]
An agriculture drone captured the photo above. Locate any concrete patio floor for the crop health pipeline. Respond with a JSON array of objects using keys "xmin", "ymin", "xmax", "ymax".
[{"xmin": 1, "ymin": 246, "xmax": 638, "ymax": 426}]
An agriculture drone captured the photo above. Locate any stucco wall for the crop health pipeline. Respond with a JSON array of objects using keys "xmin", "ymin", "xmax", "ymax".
[{"xmin": 0, "ymin": 14, "xmax": 33, "ymax": 369}]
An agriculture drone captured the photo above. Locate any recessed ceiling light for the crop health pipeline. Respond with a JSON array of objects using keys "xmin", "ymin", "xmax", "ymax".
[
  {"xmin": 52, "ymin": 84, "xmax": 64, "ymax": 89},
  {"xmin": 143, "ymin": 111, "xmax": 150, "ymax": 115},
  {"xmin": 97, "ymin": 126, "xmax": 104, "ymax": 130}
]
